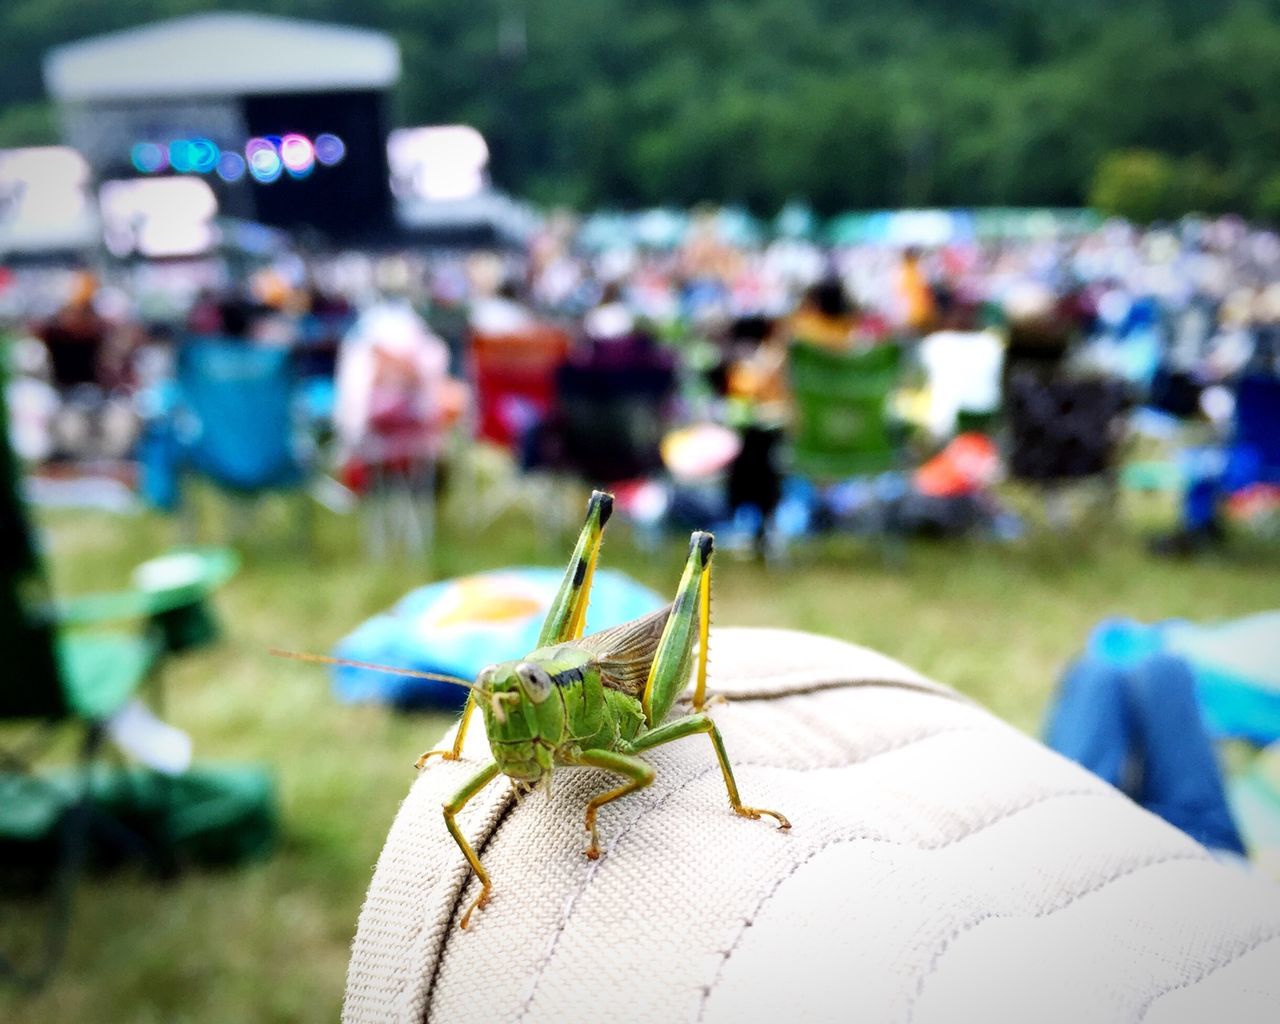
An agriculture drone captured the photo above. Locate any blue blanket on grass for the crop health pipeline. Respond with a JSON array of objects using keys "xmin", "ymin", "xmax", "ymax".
[{"xmin": 331, "ymin": 568, "xmax": 664, "ymax": 710}]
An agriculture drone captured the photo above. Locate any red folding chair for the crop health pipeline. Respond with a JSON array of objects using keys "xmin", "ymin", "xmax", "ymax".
[
  {"xmin": 466, "ymin": 328, "xmax": 573, "ymax": 533},
  {"xmin": 470, "ymin": 328, "xmax": 570, "ymax": 449}
]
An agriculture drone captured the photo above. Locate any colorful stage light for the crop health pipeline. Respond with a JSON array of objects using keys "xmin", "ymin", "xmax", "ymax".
[
  {"xmin": 130, "ymin": 142, "xmax": 168, "ymax": 174},
  {"xmin": 127, "ymin": 132, "xmax": 343, "ymax": 183},
  {"xmin": 188, "ymin": 137, "xmax": 220, "ymax": 174},
  {"xmin": 314, "ymin": 133, "xmax": 346, "ymax": 166},
  {"xmin": 216, "ymin": 151, "xmax": 246, "ymax": 183},
  {"xmin": 245, "ymin": 137, "xmax": 283, "ymax": 184},
  {"xmin": 168, "ymin": 139, "xmax": 194, "ymax": 173},
  {"xmin": 279, "ymin": 133, "xmax": 315, "ymax": 177}
]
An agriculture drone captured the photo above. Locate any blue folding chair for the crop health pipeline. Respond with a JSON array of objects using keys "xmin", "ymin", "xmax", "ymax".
[{"xmin": 170, "ymin": 339, "xmax": 314, "ymax": 540}]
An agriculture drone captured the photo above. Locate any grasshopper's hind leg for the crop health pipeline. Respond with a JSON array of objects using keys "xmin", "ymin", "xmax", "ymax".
[
  {"xmin": 635, "ymin": 531, "xmax": 789, "ymax": 830},
  {"xmin": 442, "ymin": 761, "xmax": 502, "ymax": 929},
  {"xmin": 642, "ymin": 531, "xmax": 716, "ymax": 727},
  {"xmin": 537, "ymin": 490, "xmax": 614, "ymax": 647},
  {"xmin": 630, "ymin": 713, "xmax": 791, "ymax": 830}
]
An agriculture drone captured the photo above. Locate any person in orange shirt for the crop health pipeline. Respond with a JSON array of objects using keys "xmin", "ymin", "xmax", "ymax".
[
  {"xmin": 897, "ymin": 247, "xmax": 937, "ymax": 335},
  {"xmin": 786, "ymin": 277, "xmax": 860, "ymax": 351},
  {"xmin": 728, "ymin": 277, "xmax": 863, "ymax": 410}
]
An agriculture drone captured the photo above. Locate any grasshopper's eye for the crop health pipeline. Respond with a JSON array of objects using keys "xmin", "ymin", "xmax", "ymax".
[
  {"xmin": 515, "ymin": 662, "xmax": 552, "ymax": 703},
  {"xmin": 476, "ymin": 665, "xmax": 498, "ymax": 689}
]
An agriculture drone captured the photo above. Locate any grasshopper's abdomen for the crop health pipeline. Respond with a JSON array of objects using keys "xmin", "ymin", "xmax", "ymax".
[
  {"xmin": 552, "ymin": 670, "xmax": 644, "ymax": 760},
  {"xmin": 558, "ymin": 666, "xmax": 606, "ymax": 742}
]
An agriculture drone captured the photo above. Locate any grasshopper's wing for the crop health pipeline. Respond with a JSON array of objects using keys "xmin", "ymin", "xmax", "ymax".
[{"xmin": 577, "ymin": 605, "xmax": 673, "ymax": 697}]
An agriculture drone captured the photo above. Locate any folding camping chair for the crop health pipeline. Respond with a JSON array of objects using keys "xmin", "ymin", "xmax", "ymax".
[
  {"xmin": 787, "ymin": 342, "xmax": 904, "ymax": 478},
  {"xmin": 471, "ymin": 327, "xmax": 571, "ymax": 449},
  {"xmin": 0, "ymin": 571, "xmax": 158, "ymax": 990},
  {"xmin": 1005, "ymin": 373, "xmax": 1132, "ymax": 530},
  {"xmin": 349, "ymin": 426, "xmax": 443, "ymax": 561},
  {"xmin": 552, "ymin": 354, "xmax": 676, "ymax": 486},
  {"xmin": 466, "ymin": 327, "xmax": 571, "ymax": 532},
  {"xmin": 1150, "ymin": 367, "xmax": 1280, "ymax": 552},
  {"xmin": 293, "ymin": 311, "xmax": 356, "ymax": 382},
  {"xmin": 0, "ymin": 370, "xmax": 237, "ymax": 989},
  {"xmin": 171, "ymin": 338, "xmax": 316, "ymax": 542},
  {"xmin": 785, "ymin": 342, "xmax": 906, "ymax": 557}
]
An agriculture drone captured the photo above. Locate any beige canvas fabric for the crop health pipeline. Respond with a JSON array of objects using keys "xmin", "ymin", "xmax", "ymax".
[{"xmin": 344, "ymin": 627, "xmax": 1280, "ymax": 1023}]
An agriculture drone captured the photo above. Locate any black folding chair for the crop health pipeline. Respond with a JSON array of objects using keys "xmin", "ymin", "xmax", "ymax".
[
  {"xmin": 551, "ymin": 354, "xmax": 676, "ymax": 485},
  {"xmin": 1005, "ymin": 374, "xmax": 1133, "ymax": 528}
]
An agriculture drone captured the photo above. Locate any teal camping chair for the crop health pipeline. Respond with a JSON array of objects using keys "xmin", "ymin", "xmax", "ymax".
[
  {"xmin": 152, "ymin": 338, "xmax": 316, "ymax": 541},
  {"xmin": 0, "ymin": 372, "xmax": 239, "ymax": 989}
]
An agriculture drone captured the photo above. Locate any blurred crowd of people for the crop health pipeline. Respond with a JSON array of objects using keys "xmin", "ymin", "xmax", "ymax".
[{"xmin": 1, "ymin": 209, "xmax": 1277, "ymax": 552}]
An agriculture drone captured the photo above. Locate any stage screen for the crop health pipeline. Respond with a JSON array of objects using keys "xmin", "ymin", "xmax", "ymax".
[
  {"xmin": 0, "ymin": 147, "xmax": 95, "ymax": 253},
  {"xmin": 100, "ymin": 176, "xmax": 219, "ymax": 258}
]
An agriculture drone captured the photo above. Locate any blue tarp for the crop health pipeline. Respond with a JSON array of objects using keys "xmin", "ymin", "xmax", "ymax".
[{"xmin": 331, "ymin": 567, "xmax": 665, "ymax": 710}]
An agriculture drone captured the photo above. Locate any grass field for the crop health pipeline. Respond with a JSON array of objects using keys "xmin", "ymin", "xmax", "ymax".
[{"xmin": 3, "ymin": 481, "xmax": 1277, "ymax": 1023}]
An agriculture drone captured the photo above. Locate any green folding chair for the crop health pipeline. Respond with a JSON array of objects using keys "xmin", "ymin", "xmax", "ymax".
[
  {"xmin": 781, "ymin": 341, "xmax": 908, "ymax": 561},
  {"xmin": 0, "ymin": 368, "xmax": 237, "ymax": 990},
  {"xmin": 787, "ymin": 341, "xmax": 904, "ymax": 480}
]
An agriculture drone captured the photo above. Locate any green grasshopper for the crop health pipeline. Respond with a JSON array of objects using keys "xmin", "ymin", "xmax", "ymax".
[{"xmin": 280, "ymin": 490, "xmax": 789, "ymax": 929}]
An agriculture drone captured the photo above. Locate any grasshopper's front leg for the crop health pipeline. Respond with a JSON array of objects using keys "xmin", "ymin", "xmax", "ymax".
[
  {"xmin": 569, "ymin": 748, "xmax": 655, "ymax": 859},
  {"xmin": 442, "ymin": 760, "xmax": 502, "ymax": 929},
  {"xmin": 415, "ymin": 692, "xmax": 478, "ymax": 768}
]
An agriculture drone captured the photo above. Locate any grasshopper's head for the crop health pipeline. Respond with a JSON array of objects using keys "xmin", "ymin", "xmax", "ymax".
[{"xmin": 475, "ymin": 659, "xmax": 566, "ymax": 782}]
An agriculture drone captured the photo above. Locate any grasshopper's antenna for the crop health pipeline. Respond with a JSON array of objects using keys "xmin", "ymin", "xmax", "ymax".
[{"xmin": 270, "ymin": 649, "xmax": 478, "ymax": 690}]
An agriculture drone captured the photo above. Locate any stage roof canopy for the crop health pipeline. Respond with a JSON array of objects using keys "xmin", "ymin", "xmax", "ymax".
[{"xmin": 45, "ymin": 13, "xmax": 401, "ymax": 103}]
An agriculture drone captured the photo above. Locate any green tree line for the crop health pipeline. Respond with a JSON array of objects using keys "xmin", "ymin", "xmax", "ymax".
[{"xmin": 3, "ymin": 0, "xmax": 1280, "ymax": 219}]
